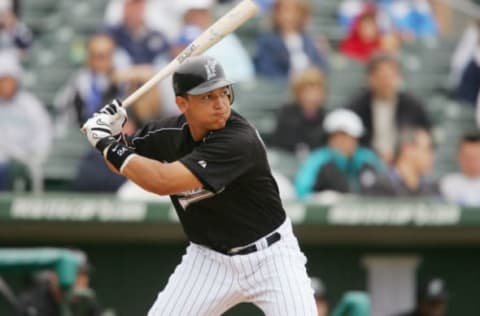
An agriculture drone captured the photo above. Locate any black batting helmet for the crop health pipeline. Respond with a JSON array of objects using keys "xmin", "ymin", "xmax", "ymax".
[{"xmin": 173, "ymin": 55, "xmax": 234, "ymax": 103}]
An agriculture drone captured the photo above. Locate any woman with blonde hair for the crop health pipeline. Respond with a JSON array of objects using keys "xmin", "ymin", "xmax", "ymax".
[{"xmin": 271, "ymin": 67, "xmax": 328, "ymax": 153}]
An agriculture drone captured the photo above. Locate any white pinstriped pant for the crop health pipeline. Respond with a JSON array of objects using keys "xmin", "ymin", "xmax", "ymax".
[{"xmin": 147, "ymin": 218, "xmax": 317, "ymax": 316}]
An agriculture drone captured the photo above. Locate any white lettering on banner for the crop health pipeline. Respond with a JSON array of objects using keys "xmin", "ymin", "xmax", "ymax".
[
  {"xmin": 327, "ymin": 203, "xmax": 461, "ymax": 226},
  {"xmin": 10, "ymin": 198, "xmax": 147, "ymax": 222}
]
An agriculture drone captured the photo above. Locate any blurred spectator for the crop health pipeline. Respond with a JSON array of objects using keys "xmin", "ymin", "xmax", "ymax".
[
  {"xmin": 311, "ymin": 277, "xmax": 328, "ymax": 316},
  {"xmin": 159, "ymin": 0, "xmax": 254, "ymax": 116},
  {"xmin": 440, "ymin": 132, "xmax": 480, "ymax": 207},
  {"xmin": 105, "ymin": 0, "xmax": 183, "ymax": 41},
  {"xmin": 429, "ymin": 0, "xmax": 452, "ymax": 37},
  {"xmin": 16, "ymin": 253, "xmax": 102, "ymax": 316},
  {"xmin": 55, "ymin": 34, "xmax": 123, "ymax": 131},
  {"xmin": 340, "ymin": 6, "xmax": 383, "ymax": 63},
  {"xmin": 379, "ymin": 0, "xmax": 438, "ymax": 40},
  {"xmin": 106, "ymin": 0, "xmax": 170, "ymax": 67},
  {"xmin": 362, "ymin": 128, "xmax": 437, "ymax": 197},
  {"xmin": 477, "ymin": 93, "xmax": 480, "ymax": 127},
  {"xmin": 455, "ymin": 49, "xmax": 480, "ymax": 106},
  {"xmin": 67, "ymin": 254, "xmax": 102, "ymax": 316},
  {"xmin": 449, "ymin": 21, "xmax": 479, "ymax": 91},
  {"xmin": 254, "ymin": 0, "xmax": 328, "ymax": 80},
  {"xmin": 339, "ymin": 0, "xmax": 438, "ymax": 41},
  {"xmin": 347, "ymin": 53, "xmax": 431, "ymax": 163},
  {"xmin": 0, "ymin": 52, "xmax": 51, "ymax": 191},
  {"xmin": 71, "ymin": 86, "xmax": 161, "ymax": 193},
  {"xmin": 271, "ymin": 68, "xmax": 327, "ymax": 154},
  {"xmin": 396, "ymin": 278, "xmax": 448, "ymax": 316},
  {"xmin": 338, "ymin": 0, "xmax": 368, "ymax": 31},
  {"xmin": 295, "ymin": 109, "xmax": 384, "ymax": 199},
  {"xmin": 0, "ymin": 0, "xmax": 33, "ymax": 54},
  {"xmin": 16, "ymin": 271, "xmax": 62, "ymax": 316},
  {"xmin": 71, "ymin": 148, "xmax": 126, "ymax": 192},
  {"xmin": 173, "ymin": 0, "xmax": 254, "ymax": 82}
]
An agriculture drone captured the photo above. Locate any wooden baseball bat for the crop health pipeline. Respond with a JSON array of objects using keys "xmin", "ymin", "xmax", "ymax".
[{"xmin": 122, "ymin": 0, "xmax": 259, "ymax": 108}]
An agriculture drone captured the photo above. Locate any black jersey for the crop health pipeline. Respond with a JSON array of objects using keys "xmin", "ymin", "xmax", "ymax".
[{"xmin": 130, "ymin": 110, "xmax": 286, "ymax": 252}]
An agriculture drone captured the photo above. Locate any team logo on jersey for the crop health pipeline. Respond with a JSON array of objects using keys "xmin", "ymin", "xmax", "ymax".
[
  {"xmin": 204, "ymin": 59, "xmax": 218, "ymax": 80},
  {"xmin": 197, "ymin": 160, "xmax": 207, "ymax": 168}
]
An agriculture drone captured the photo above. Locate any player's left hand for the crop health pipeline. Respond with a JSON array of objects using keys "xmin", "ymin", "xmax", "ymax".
[
  {"xmin": 82, "ymin": 113, "xmax": 114, "ymax": 148},
  {"xmin": 98, "ymin": 99, "xmax": 127, "ymax": 139}
]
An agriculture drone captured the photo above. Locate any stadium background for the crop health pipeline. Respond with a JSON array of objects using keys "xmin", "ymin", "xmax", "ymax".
[{"xmin": 0, "ymin": 0, "xmax": 479, "ymax": 315}]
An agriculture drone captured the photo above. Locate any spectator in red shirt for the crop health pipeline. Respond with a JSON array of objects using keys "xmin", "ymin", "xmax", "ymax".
[{"xmin": 340, "ymin": 6, "xmax": 382, "ymax": 63}]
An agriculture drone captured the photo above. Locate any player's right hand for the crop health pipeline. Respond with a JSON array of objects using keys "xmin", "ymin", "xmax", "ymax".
[{"xmin": 98, "ymin": 99, "xmax": 128, "ymax": 138}]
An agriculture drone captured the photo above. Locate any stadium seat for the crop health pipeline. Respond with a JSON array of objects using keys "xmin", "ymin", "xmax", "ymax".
[
  {"xmin": 43, "ymin": 128, "xmax": 90, "ymax": 188},
  {"xmin": 267, "ymin": 149, "xmax": 299, "ymax": 180},
  {"xmin": 234, "ymin": 79, "xmax": 290, "ymax": 140}
]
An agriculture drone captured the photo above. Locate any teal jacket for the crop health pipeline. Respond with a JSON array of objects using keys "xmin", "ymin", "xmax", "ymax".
[{"xmin": 295, "ymin": 146, "xmax": 384, "ymax": 199}]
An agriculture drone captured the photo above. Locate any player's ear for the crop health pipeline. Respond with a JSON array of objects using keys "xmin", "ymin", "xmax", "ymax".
[{"xmin": 175, "ymin": 95, "xmax": 189, "ymax": 113}]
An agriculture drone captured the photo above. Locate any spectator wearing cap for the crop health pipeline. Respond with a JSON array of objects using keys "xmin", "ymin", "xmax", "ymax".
[
  {"xmin": 106, "ymin": 0, "xmax": 170, "ymax": 67},
  {"xmin": 362, "ymin": 127, "xmax": 438, "ymax": 197},
  {"xmin": 270, "ymin": 68, "xmax": 327, "ymax": 154},
  {"xmin": 0, "ymin": 52, "xmax": 51, "ymax": 190},
  {"xmin": 0, "ymin": 0, "xmax": 33, "ymax": 54},
  {"xmin": 311, "ymin": 277, "xmax": 328, "ymax": 316},
  {"xmin": 396, "ymin": 278, "xmax": 448, "ymax": 316},
  {"xmin": 254, "ymin": 0, "xmax": 328, "ymax": 80},
  {"xmin": 295, "ymin": 109, "xmax": 384, "ymax": 199},
  {"xmin": 440, "ymin": 132, "xmax": 480, "ymax": 207},
  {"xmin": 346, "ymin": 53, "xmax": 431, "ymax": 164}
]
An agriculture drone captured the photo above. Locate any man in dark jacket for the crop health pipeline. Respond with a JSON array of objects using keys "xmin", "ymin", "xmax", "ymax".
[
  {"xmin": 347, "ymin": 53, "xmax": 431, "ymax": 163},
  {"xmin": 396, "ymin": 278, "xmax": 448, "ymax": 316}
]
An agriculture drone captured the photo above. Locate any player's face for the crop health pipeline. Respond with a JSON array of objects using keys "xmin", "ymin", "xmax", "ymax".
[{"xmin": 179, "ymin": 86, "xmax": 232, "ymax": 133}]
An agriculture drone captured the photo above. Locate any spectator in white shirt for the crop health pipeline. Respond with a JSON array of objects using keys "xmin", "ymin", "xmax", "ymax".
[
  {"xmin": 0, "ymin": 52, "xmax": 51, "ymax": 190},
  {"xmin": 440, "ymin": 132, "xmax": 480, "ymax": 207}
]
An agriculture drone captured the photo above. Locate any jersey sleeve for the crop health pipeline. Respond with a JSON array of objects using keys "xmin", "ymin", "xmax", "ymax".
[
  {"xmin": 129, "ymin": 116, "xmax": 185, "ymax": 161},
  {"xmin": 180, "ymin": 128, "xmax": 255, "ymax": 193}
]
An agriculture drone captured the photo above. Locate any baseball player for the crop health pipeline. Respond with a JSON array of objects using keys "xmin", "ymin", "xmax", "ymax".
[{"xmin": 82, "ymin": 55, "xmax": 317, "ymax": 315}]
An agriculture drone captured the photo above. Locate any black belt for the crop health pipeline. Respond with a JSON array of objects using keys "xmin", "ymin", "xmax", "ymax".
[{"xmin": 227, "ymin": 232, "xmax": 281, "ymax": 256}]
